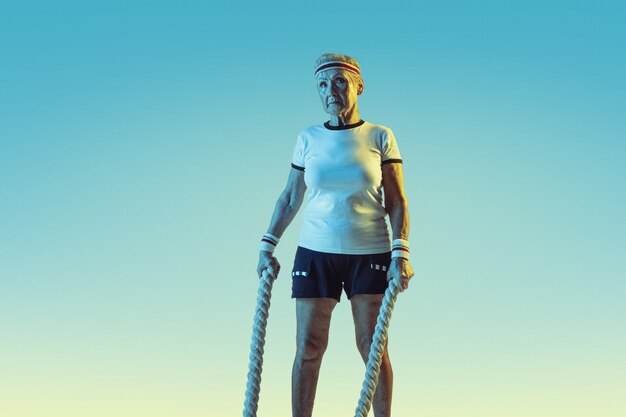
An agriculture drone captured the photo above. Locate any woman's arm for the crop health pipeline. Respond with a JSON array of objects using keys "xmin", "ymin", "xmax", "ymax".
[
  {"xmin": 257, "ymin": 167, "xmax": 307, "ymax": 278},
  {"xmin": 266, "ymin": 167, "xmax": 307, "ymax": 238},
  {"xmin": 382, "ymin": 163, "xmax": 409, "ymax": 239},
  {"xmin": 382, "ymin": 163, "xmax": 414, "ymax": 291}
]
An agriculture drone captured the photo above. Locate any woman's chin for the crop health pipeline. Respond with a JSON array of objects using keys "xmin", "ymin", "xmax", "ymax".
[{"xmin": 325, "ymin": 106, "xmax": 343, "ymax": 115}]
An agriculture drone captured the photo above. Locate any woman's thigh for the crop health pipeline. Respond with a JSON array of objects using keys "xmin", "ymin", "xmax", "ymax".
[
  {"xmin": 295, "ymin": 298, "xmax": 338, "ymax": 352},
  {"xmin": 350, "ymin": 294, "xmax": 385, "ymax": 355}
]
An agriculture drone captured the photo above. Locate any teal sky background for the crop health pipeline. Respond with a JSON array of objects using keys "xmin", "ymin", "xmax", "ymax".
[{"xmin": 1, "ymin": 1, "xmax": 625, "ymax": 416}]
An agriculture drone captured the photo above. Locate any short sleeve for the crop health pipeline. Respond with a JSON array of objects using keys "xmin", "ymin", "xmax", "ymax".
[
  {"xmin": 381, "ymin": 128, "xmax": 402, "ymax": 165},
  {"xmin": 291, "ymin": 133, "xmax": 305, "ymax": 171}
]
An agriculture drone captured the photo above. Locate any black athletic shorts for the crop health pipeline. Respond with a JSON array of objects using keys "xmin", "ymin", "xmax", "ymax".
[{"xmin": 291, "ymin": 246, "xmax": 391, "ymax": 302}]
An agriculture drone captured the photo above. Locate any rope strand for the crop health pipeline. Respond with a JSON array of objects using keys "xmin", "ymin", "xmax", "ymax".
[
  {"xmin": 243, "ymin": 270, "xmax": 276, "ymax": 417},
  {"xmin": 354, "ymin": 279, "xmax": 401, "ymax": 417}
]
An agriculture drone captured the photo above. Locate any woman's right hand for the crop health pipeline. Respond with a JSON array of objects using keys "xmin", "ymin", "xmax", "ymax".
[{"xmin": 257, "ymin": 251, "xmax": 281, "ymax": 279}]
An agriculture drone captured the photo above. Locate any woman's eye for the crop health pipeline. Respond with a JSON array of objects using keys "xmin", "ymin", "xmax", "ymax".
[
  {"xmin": 336, "ymin": 78, "xmax": 346, "ymax": 84},
  {"xmin": 319, "ymin": 82, "xmax": 327, "ymax": 88}
]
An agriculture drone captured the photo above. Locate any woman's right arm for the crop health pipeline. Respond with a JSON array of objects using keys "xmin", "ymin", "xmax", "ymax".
[
  {"xmin": 266, "ymin": 168, "xmax": 307, "ymax": 238},
  {"xmin": 256, "ymin": 167, "xmax": 307, "ymax": 277}
]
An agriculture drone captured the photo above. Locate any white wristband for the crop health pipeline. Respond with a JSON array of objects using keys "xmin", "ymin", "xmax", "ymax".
[
  {"xmin": 391, "ymin": 238, "xmax": 410, "ymax": 260},
  {"xmin": 260, "ymin": 233, "xmax": 279, "ymax": 253}
]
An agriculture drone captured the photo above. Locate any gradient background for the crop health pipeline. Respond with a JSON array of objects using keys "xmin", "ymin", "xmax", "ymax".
[{"xmin": 1, "ymin": 1, "xmax": 624, "ymax": 416}]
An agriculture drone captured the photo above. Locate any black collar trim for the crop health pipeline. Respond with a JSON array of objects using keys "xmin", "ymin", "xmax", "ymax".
[{"xmin": 324, "ymin": 119, "xmax": 365, "ymax": 130}]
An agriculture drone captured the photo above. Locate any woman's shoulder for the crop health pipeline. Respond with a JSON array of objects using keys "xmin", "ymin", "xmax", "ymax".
[
  {"xmin": 298, "ymin": 122, "xmax": 326, "ymax": 135},
  {"xmin": 295, "ymin": 123, "xmax": 327, "ymax": 144},
  {"xmin": 359, "ymin": 121, "xmax": 396, "ymax": 146},
  {"xmin": 362, "ymin": 120, "xmax": 394, "ymax": 134}
]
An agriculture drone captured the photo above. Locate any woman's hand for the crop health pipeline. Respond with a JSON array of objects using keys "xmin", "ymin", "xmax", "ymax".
[
  {"xmin": 257, "ymin": 250, "xmax": 281, "ymax": 279},
  {"xmin": 387, "ymin": 258, "xmax": 414, "ymax": 292}
]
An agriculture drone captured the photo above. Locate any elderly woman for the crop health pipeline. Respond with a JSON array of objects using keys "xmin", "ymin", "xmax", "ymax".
[{"xmin": 256, "ymin": 53, "xmax": 414, "ymax": 417}]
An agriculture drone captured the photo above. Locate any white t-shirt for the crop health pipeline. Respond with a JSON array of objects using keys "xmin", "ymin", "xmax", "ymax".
[{"xmin": 291, "ymin": 119, "xmax": 403, "ymax": 254}]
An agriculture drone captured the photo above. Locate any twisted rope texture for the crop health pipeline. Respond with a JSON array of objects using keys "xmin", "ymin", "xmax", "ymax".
[
  {"xmin": 243, "ymin": 270, "xmax": 275, "ymax": 417},
  {"xmin": 354, "ymin": 279, "xmax": 401, "ymax": 417}
]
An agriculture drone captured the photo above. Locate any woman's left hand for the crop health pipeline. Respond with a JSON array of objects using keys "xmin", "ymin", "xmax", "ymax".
[{"xmin": 387, "ymin": 258, "xmax": 414, "ymax": 292}]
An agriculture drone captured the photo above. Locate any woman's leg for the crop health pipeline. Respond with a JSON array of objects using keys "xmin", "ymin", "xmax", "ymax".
[
  {"xmin": 351, "ymin": 294, "xmax": 393, "ymax": 417},
  {"xmin": 292, "ymin": 297, "xmax": 337, "ymax": 417}
]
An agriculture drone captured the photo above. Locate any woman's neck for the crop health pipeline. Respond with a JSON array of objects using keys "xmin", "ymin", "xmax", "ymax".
[{"xmin": 328, "ymin": 108, "xmax": 361, "ymax": 127}]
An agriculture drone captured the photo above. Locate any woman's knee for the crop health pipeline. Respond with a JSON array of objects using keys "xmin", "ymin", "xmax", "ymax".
[
  {"xmin": 355, "ymin": 334, "xmax": 388, "ymax": 359},
  {"xmin": 295, "ymin": 334, "xmax": 329, "ymax": 361},
  {"xmin": 356, "ymin": 334, "xmax": 373, "ymax": 357}
]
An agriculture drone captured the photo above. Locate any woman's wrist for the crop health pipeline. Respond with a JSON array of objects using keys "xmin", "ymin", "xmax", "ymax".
[
  {"xmin": 391, "ymin": 238, "xmax": 410, "ymax": 261},
  {"xmin": 259, "ymin": 233, "xmax": 280, "ymax": 253}
]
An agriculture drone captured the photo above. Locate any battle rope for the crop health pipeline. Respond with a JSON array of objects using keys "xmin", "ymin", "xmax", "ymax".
[
  {"xmin": 243, "ymin": 269, "xmax": 276, "ymax": 417},
  {"xmin": 353, "ymin": 278, "xmax": 401, "ymax": 417},
  {"xmin": 243, "ymin": 271, "xmax": 402, "ymax": 417}
]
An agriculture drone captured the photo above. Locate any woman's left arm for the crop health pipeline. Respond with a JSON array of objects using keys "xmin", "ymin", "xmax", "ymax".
[{"xmin": 382, "ymin": 163, "xmax": 415, "ymax": 291}]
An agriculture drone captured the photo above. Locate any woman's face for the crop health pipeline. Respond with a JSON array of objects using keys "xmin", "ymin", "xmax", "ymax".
[{"xmin": 316, "ymin": 68, "xmax": 362, "ymax": 116}]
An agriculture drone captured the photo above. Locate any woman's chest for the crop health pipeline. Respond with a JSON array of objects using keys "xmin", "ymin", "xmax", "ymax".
[{"xmin": 303, "ymin": 138, "xmax": 382, "ymax": 190}]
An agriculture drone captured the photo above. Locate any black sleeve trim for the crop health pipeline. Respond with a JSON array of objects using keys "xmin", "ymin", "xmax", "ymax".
[
  {"xmin": 381, "ymin": 158, "xmax": 403, "ymax": 165},
  {"xmin": 291, "ymin": 163, "xmax": 305, "ymax": 171}
]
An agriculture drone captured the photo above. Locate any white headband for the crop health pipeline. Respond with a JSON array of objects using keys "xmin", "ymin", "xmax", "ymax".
[{"xmin": 314, "ymin": 61, "xmax": 361, "ymax": 76}]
